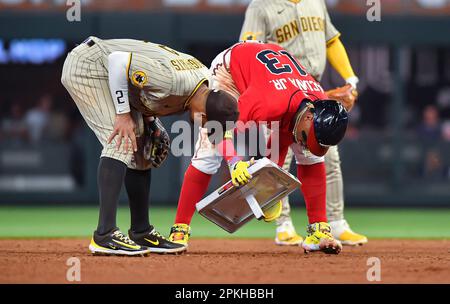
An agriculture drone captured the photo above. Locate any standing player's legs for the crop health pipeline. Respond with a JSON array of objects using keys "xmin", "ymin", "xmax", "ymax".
[
  {"xmin": 325, "ymin": 146, "xmax": 368, "ymax": 245},
  {"xmin": 169, "ymin": 127, "xmax": 222, "ymax": 246},
  {"xmin": 61, "ymin": 44, "xmax": 150, "ymax": 256},
  {"xmin": 274, "ymin": 148, "xmax": 303, "ymax": 246}
]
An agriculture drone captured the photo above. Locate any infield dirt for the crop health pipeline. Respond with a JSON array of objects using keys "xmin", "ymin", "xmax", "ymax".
[{"xmin": 0, "ymin": 239, "xmax": 448, "ymax": 283}]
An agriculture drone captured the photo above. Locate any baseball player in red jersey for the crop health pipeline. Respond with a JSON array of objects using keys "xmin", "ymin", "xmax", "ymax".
[
  {"xmin": 240, "ymin": 0, "xmax": 366, "ymax": 247},
  {"xmin": 169, "ymin": 41, "xmax": 348, "ymax": 254}
]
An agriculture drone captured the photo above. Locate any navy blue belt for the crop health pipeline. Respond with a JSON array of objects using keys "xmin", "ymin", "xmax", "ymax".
[{"xmin": 83, "ymin": 38, "xmax": 95, "ymax": 47}]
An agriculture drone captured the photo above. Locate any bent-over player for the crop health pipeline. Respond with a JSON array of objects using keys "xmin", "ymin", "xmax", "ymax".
[
  {"xmin": 61, "ymin": 36, "xmax": 238, "ymax": 256},
  {"xmin": 169, "ymin": 41, "xmax": 347, "ymax": 254},
  {"xmin": 240, "ymin": 0, "xmax": 367, "ymax": 246}
]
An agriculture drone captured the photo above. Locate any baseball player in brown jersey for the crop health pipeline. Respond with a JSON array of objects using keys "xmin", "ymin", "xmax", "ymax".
[
  {"xmin": 240, "ymin": 0, "xmax": 367, "ymax": 246},
  {"xmin": 61, "ymin": 36, "xmax": 238, "ymax": 256}
]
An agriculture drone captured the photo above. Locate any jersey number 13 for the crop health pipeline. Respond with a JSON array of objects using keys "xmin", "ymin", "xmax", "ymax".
[{"xmin": 256, "ymin": 50, "xmax": 307, "ymax": 76}]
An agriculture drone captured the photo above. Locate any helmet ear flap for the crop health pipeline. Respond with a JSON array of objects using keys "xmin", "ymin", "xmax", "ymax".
[{"xmin": 306, "ymin": 118, "xmax": 328, "ymax": 157}]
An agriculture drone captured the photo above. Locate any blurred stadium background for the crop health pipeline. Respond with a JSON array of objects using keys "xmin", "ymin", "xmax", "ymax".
[{"xmin": 0, "ymin": 0, "xmax": 449, "ymax": 238}]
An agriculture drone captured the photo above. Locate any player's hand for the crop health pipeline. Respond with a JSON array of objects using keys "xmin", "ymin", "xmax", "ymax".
[
  {"xmin": 326, "ymin": 84, "xmax": 358, "ymax": 112},
  {"xmin": 228, "ymin": 158, "xmax": 254, "ymax": 187},
  {"xmin": 107, "ymin": 113, "xmax": 137, "ymax": 153}
]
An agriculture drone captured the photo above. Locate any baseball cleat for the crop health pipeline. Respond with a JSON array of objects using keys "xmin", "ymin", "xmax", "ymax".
[
  {"xmin": 329, "ymin": 219, "xmax": 368, "ymax": 246},
  {"xmin": 275, "ymin": 221, "xmax": 303, "ymax": 246},
  {"xmin": 89, "ymin": 229, "xmax": 151, "ymax": 256},
  {"xmin": 263, "ymin": 200, "xmax": 283, "ymax": 222},
  {"xmin": 128, "ymin": 226, "xmax": 186, "ymax": 254},
  {"xmin": 302, "ymin": 222, "xmax": 342, "ymax": 254},
  {"xmin": 169, "ymin": 223, "xmax": 191, "ymax": 246}
]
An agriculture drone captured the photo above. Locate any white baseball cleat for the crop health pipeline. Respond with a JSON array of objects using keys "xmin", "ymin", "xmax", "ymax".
[
  {"xmin": 275, "ymin": 221, "xmax": 303, "ymax": 246},
  {"xmin": 329, "ymin": 219, "xmax": 368, "ymax": 246}
]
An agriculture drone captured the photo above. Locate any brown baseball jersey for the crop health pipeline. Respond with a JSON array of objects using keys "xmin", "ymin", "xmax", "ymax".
[
  {"xmin": 93, "ymin": 37, "xmax": 211, "ymax": 116},
  {"xmin": 240, "ymin": 0, "xmax": 340, "ymax": 80}
]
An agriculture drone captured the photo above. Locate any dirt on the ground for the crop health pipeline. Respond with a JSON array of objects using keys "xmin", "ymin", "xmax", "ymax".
[{"xmin": 0, "ymin": 239, "xmax": 449, "ymax": 284}]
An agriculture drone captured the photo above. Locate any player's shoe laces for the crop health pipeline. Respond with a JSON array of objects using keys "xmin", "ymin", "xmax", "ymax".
[
  {"xmin": 263, "ymin": 200, "xmax": 283, "ymax": 222},
  {"xmin": 329, "ymin": 219, "xmax": 368, "ymax": 246},
  {"xmin": 128, "ymin": 226, "xmax": 186, "ymax": 254},
  {"xmin": 169, "ymin": 223, "xmax": 191, "ymax": 247},
  {"xmin": 275, "ymin": 221, "xmax": 303, "ymax": 246},
  {"xmin": 302, "ymin": 222, "xmax": 342, "ymax": 254},
  {"xmin": 89, "ymin": 228, "xmax": 151, "ymax": 256}
]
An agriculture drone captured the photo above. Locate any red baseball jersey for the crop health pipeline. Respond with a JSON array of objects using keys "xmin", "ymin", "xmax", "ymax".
[
  {"xmin": 221, "ymin": 41, "xmax": 329, "ymax": 165},
  {"xmin": 229, "ymin": 41, "xmax": 327, "ymax": 134}
]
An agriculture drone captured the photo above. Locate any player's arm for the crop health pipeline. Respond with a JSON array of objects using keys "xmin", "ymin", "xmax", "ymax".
[
  {"xmin": 216, "ymin": 89, "xmax": 266, "ymax": 186},
  {"xmin": 326, "ymin": 38, "xmax": 358, "ymax": 89},
  {"xmin": 325, "ymin": 38, "xmax": 359, "ymax": 111},
  {"xmin": 322, "ymin": 0, "xmax": 358, "ymax": 111},
  {"xmin": 106, "ymin": 51, "xmax": 137, "ymax": 153},
  {"xmin": 239, "ymin": 1, "xmax": 267, "ymax": 42},
  {"xmin": 216, "ymin": 130, "xmax": 253, "ymax": 187},
  {"xmin": 108, "ymin": 51, "xmax": 131, "ymax": 114},
  {"xmin": 322, "ymin": 0, "xmax": 358, "ymax": 88}
]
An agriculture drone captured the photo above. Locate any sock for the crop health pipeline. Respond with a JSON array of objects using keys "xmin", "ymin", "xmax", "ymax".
[
  {"xmin": 96, "ymin": 157, "xmax": 127, "ymax": 235},
  {"xmin": 125, "ymin": 168, "xmax": 152, "ymax": 233},
  {"xmin": 175, "ymin": 165, "xmax": 212, "ymax": 225},
  {"xmin": 297, "ymin": 162, "xmax": 327, "ymax": 224}
]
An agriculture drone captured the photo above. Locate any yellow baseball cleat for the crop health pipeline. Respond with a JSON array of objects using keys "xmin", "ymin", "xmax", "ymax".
[
  {"xmin": 89, "ymin": 229, "xmax": 151, "ymax": 256},
  {"xmin": 330, "ymin": 219, "xmax": 368, "ymax": 246},
  {"xmin": 263, "ymin": 200, "xmax": 283, "ymax": 222},
  {"xmin": 169, "ymin": 223, "xmax": 191, "ymax": 247},
  {"xmin": 275, "ymin": 221, "xmax": 303, "ymax": 246},
  {"xmin": 302, "ymin": 222, "xmax": 342, "ymax": 254}
]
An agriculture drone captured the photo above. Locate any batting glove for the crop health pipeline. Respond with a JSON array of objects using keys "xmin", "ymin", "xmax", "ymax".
[{"xmin": 228, "ymin": 157, "xmax": 254, "ymax": 187}]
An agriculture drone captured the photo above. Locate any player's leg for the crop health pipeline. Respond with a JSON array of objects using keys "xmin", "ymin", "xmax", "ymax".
[
  {"xmin": 61, "ymin": 45, "xmax": 149, "ymax": 256},
  {"xmin": 290, "ymin": 144, "xmax": 342, "ymax": 254},
  {"xmin": 274, "ymin": 148, "xmax": 303, "ymax": 246},
  {"xmin": 96, "ymin": 157, "xmax": 126, "ymax": 235},
  {"xmin": 125, "ymin": 169, "xmax": 151, "ymax": 234},
  {"xmin": 125, "ymin": 168, "xmax": 186, "ymax": 253},
  {"xmin": 169, "ymin": 127, "xmax": 222, "ymax": 246},
  {"xmin": 93, "ymin": 157, "xmax": 153, "ymax": 256},
  {"xmin": 325, "ymin": 145, "xmax": 368, "ymax": 245}
]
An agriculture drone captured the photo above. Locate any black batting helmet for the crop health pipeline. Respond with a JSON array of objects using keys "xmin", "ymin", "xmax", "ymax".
[{"xmin": 305, "ymin": 99, "xmax": 348, "ymax": 156}]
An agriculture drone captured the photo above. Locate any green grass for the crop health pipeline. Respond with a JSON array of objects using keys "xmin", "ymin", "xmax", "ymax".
[{"xmin": 0, "ymin": 207, "xmax": 449, "ymax": 239}]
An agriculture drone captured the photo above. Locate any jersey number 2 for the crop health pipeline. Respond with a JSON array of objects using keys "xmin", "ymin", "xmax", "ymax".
[
  {"xmin": 116, "ymin": 90, "xmax": 125, "ymax": 104},
  {"xmin": 256, "ymin": 50, "xmax": 307, "ymax": 76}
]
